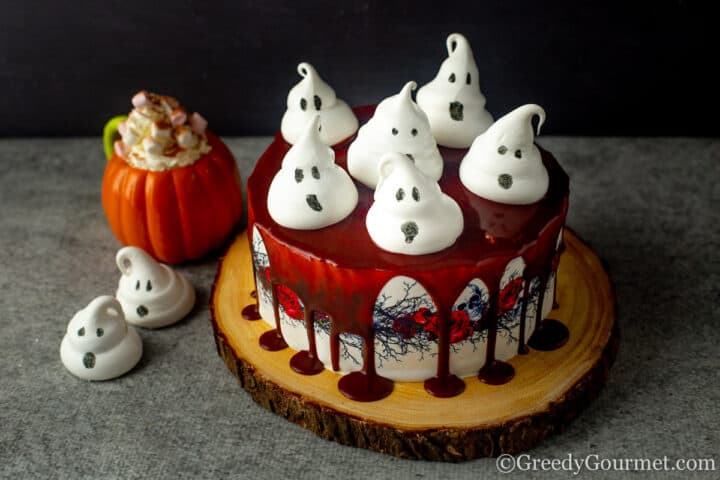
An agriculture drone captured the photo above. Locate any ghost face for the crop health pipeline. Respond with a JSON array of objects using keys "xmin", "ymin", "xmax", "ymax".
[
  {"xmin": 116, "ymin": 249, "xmax": 170, "ymax": 322},
  {"xmin": 281, "ymin": 63, "xmax": 358, "ymax": 145},
  {"xmin": 367, "ymin": 153, "xmax": 463, "ymax": 255},
  {"xmin": 66, "ymin": 298, "xmax": 126, "ymax": 363},
  {"xmin": 416, "ymin": 33, "xmax": 493, "ymax": 148},
  {"xmin": 60, "ymin": 296, "xmax": 143, "ymax": 381},
  {"xmin": 115, "ymin": 246, "xmax": 195, "ymax": 328},
  {"xmin": 268, "ymin": 161, "xmax": 358, "ymax": 230}
]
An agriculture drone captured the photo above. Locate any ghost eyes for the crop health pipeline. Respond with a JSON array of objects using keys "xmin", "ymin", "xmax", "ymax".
[
  {"xmin": 391, "ymin": 128, "xmax": 418, "ymax": 136},
  {"xmin": 135, "ymin": 280, "xmax": 140, "ymax": 290},
  {"xmin": 300, "ymin": 96, "xmax": 322, "ymax": 111},
  {"xmin": 146, "ymin": 280, "xmax": 152, "ymax": 292},
  {"xmin": 77, "ymin": 327, "xmax": 102, "ymax": 337},
  {"xmin": 395, "ymin": 187, "xmax": 420, "ymax": 202},
  {"xmin": 497, "ymin": 145, "xmax": 523, "ymax": 158},
  {"xmin": 448, "ymin": 73, "xmax": 471, "ymax": 85},
  {"xmin": 295, "ymin": 167, "xmax": 320, "ymax": 183}
]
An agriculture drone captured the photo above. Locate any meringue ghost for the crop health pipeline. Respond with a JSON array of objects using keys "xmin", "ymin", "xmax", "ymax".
[
  {"xmin": 115, "ymin": 246, "xmax": 195, "ymax": 328},
  {"xmin": 60, "ymin": 296, "xmax": 143, "ymax": 381},
  {"xmin": 366, "ymin": 152, "xmax": 463, "ymax": 255},
  {"xmin": 459, "ymin": 104, "xmax": 548, "ymax": 205},
  {"xmin": 347, "ymin": 81, "xmax": 443, "ymax": 189},
  {"xmin": 268, "ymin": 116, "xmax": 358, "ymax": 230},
  {"xmin": 280, "ymin": 62, "xmax": 359, "ymax": 145},
  {"xmin": 417, "ymin": 33, "xmax": 493, "ymax": 148}
]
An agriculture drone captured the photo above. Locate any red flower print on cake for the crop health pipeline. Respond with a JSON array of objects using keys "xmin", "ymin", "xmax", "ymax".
[{"xmin": 498, "ymin": 277, "xmax": 524, "ymax": 315}]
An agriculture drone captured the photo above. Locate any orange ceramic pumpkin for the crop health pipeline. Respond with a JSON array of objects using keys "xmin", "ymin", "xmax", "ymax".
[{"xmin": 101, "ymin": 93, "xmax": 243, "ymax": 264}]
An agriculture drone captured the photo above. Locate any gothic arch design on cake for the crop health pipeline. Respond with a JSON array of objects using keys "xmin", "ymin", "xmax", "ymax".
[
  {"xmin": 495, "ymin": 256, "xmax": 526, "ymax": 360},
  {"xmin": 448, "ymin": 278, "xmax": 490, "ymax": 377}
]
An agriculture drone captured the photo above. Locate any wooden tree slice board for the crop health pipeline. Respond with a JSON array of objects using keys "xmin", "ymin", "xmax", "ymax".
[{"xmin": 209, "ymin": 229, "xmax": 617, "ymax": 461}]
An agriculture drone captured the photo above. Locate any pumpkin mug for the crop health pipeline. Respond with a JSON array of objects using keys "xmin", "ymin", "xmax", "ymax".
[{"xmin": 101, "ymin": 92, "xmax": 243, "ymax": 264}]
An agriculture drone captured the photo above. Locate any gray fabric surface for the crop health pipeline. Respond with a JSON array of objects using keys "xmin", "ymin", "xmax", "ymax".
[{"xmin": 0, "ymin": 137, "xmax": 717, "ymax": 479}]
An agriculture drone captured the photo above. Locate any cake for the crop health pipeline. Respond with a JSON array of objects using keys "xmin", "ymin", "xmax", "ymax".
[{"xmin": 242, "ymin": 34, "xmax": 570, "ymax": 402}]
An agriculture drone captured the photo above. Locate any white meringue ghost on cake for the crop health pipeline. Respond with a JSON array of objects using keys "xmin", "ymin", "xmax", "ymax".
[
  {"xmin": 60, "ymin": 296, "xmax": 143, "ymax": 381},
  {"xmin": 347, "ymin": 81, "xmax": 443, "ymax": 189},
  {"xmin": 417, "ymin": 33, "xmax": 493, "ymax": 148},
  {"xmin": 268, "ymin": 116, "xmax": 358, "ymax": 230},
  {"xmin": 115, "ymin": 246, "xmax": 195, "ymax": 329},
  {"xmin": 459, "ymin": 104, "xmax": 548, "ymax": 205},
  {"xmin": 280, "ymin": 62, "xmax": 359, "ymax": 146},
  {"xmin": 366, "ymin": 152, "xmax": 463, "ymax": 255}
]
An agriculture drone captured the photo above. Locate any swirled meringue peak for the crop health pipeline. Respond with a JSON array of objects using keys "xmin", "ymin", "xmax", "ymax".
[
  {"xmin": 268, "ymin": 116, "xmax": 358, "ymax": 230},
  {"xmin": 459, "ymin": 104, "xmax": 548, "ymax": 205},
  {"xmin": 348, "ymin": 81, "xmax": 443, "ymax": 189},
  {"xmin": 417, "ymin": 33, "xmax": 493, "ymax": 148},
  {"xmin": 366, "ymin": 152, "xmax": 463, "ymax": 255},
  {"xmin": 280, "ymin": 62, "xmax": 359, "ymax": 146}
]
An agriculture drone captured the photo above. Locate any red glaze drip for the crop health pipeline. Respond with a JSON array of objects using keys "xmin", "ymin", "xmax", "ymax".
[
  {"xmin": 258, "ymin": 283, "xmax": 288, "ymax": 351},
  {"xmin": 528, "ymin": 319, "xmax": 570, "ymax": 351},
  {"xmin": 289, "ymin": 308, "xmax": 324, "ymax": 375},
  {"xmin": 478, "ymin": 290, "xmax": 516, "ymax": 385},
  {"xmin": 516, "ymin": 277, "xmax": 531, "ymax": 355},
  {"xmin": 247, "ymin": 106, "xmax": 569, "ymax": 400},
  {"xmin": 241, "ymin": 303, "xmax": 261, "ymax": 321},
  {"xmin": 250, "ymin": 290, "xmax": 257, "ymax": 299}
]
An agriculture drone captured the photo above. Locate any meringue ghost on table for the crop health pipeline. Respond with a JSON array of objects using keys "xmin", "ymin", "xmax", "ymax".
[
  {"xmin": 268, "ymin": 115, "xmax": 358, "ymax": 230},
  {"xmin": 280, "ymin": 62, "xmax": 359, "ymax": 146},
  {"xmin": 115, "ymin": 246, "xmax": 195, "ymax": 329},
  {"xmin": 459, "ymin": 104, "xmax": 548, "ymax": 205},
  {"xmin": 60, "ymin": 296, "xmax": 142, "ymax": 381},
  {"xmin": 366, "ymin": 152, "xmax": 463, "ymax": 255},
  {"xmin": 347, "ymin": 81, "xmax": 443, "ymax": 189},
  {"xmin": 417, "ymin": 33, "xmax": 493, "ymax": 148}
]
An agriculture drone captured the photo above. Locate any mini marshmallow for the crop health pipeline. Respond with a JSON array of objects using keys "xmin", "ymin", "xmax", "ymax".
[
  {"xmin": 60, "ymin": 296, "xmax": 142, "ymax": 381},
  {"xmin": 175, "ymin": 126, "xmax": 198, "ymax": 149},
  {"xmin": 150, "ymin": 121, "xmax": 172, "ymax": 142},
  {"xmin": 189, "ymin": 112, "xmax": 207, "ymax": 135},
  {"xmin": 132, "ymin": 90, "xmax": 150, "ymax": 108},
  {"xmin": 366, "ymin": 152, "xmax": 463, "ymax": 255},
  {"xmin": 170, "ymin": 108, "xmax": 187, "ymax": 127},
  {"xmin": 114, "ymin": 140, "xmax": 128, "ymax": 158},
  {"xmin": 417, "ymin": 33, "xmax": 493, "ymax": 148},
  {"xmin": 268, "ymin": 115, "xmax": 358, "ymax": 230},
  {"xmin": 280, "ymin": 62, "xmax": 358, "ymax": 145},
  {"xmin": 142, "ymin": 137, "xmax": 163, "ymax": 155},
  {"xmin": 348, "ymin": 81, "xmax": 443, "ymax": 189},
  {"xmin": 459, "ymin": 104, "xmax": 548, "ymax": 205},
  {"xmin": 115, "ymin": 246, "xmax": 195, "ymax": 328}
]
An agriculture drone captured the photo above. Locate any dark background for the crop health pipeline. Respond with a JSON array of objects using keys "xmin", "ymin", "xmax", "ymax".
[{"xmin": 0, "ymin": 0, "xmax": 718, "ymax": 137}]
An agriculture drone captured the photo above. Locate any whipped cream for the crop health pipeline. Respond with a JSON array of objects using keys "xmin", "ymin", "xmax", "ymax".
[
  {"xmin": 114, "ymin": 91, "xmax": 211, "ymax": 171},
  {"xmin": 348, "ymin": 81, "xmax": 443, "ymax": 189},
  {"xmin": 268, "ymin": 116, "xmax": 358, "ymax": 230},
  {"xmin": 366, "ymin": 152, "xmax": 463, "ymax": 255},
  {"xmin": 417, "ymin": 33, "xmax": 493, "ymax": 148},
  {"xmin": 280, "ymin": 63, "xmax": 359, "ymax": 145},
  {"xmin": 459, "ymin": 104, "xmax": 548, "ymax": 205}
]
